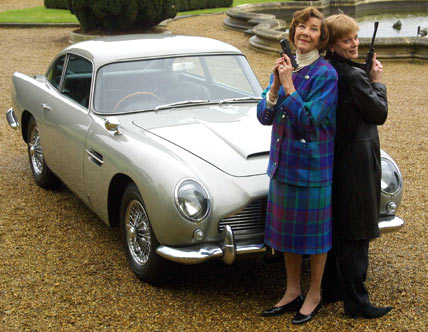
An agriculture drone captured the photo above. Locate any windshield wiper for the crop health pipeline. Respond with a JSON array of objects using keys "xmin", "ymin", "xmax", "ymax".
[
  {"xmin": 219, "ymin": 96, "xmax": 262, "ymax": 104},
  {"xmin": 154, "ymin": 100, "xmax": 210, "ymax": 111}
]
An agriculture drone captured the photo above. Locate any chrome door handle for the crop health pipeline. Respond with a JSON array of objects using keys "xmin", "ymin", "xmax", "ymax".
[
  {"xmin": 86, "ymin": 149, "xmax": 104, "ymax": 166},
  {"xmin": 41, "ymin": 103, "xmax": 52, "ymax": 111}
]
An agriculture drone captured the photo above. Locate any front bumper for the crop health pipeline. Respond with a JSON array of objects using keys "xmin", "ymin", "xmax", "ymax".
[
  {"xmin": 379, "ymin": 215, "xmax": 405, "ymax": 234},
  {"xmin": 6, "ymin": 108, "xmax": 19, "ymax": 129},
  {"xmin": 156, "ymin": 214, "xmax": 405, "ymax": 265},
  {"xmin": 156, "ymin": 225, "xmax": 265, "ymax": 265}
]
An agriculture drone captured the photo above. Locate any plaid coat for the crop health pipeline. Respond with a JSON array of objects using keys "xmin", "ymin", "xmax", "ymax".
[{"xmin": 257, "ymin": 57, "xmax": 338, "ymax": 187}]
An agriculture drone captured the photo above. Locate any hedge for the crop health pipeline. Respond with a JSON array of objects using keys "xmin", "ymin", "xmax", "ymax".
[
  {"xmin": 175, "ymin": 0, "xmax": 233, "ymax": 11},
  {"xmin": 46, "ymin": 0, "xmax": 233, "ymax": 12},
  {"xmin": 44, "ymin": 0, "xmax": 70, "ymax": 10},
  {"xmin": 49, "ymin": 0, "xmax": 234, "ymax": 32},
  {"xmin": 70, "ymin": 0, "xmax": 177, "ymax": 33}
]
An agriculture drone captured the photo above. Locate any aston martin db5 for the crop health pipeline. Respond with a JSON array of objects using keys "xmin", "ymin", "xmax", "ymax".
[{"xmin": 6, "ymin": 34, "xmax": 404, "ymax": 283}]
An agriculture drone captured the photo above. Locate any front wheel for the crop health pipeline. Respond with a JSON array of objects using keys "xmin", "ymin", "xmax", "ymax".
[
  {"xmin": 26, "ymin": 116, "xmax": 60, "ymax": 189},
  {"xmin": 120, "ymin": 183, "xmax": 164, "ymax": 283}
]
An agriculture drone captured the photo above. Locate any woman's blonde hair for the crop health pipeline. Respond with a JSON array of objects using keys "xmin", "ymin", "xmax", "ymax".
[
  {"xmin": 288, "ymin": 7, "xmax": 329, "ymax": 52},
  {"xmin": 325, "ymin": 14, "xmax": 359, "ymax": 48}
]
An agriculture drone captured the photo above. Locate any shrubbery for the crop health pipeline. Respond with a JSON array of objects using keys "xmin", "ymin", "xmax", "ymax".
[
  {"xmin": 44, "ymin": 0, "xmax": 70, "ymax": 10},
  {"xmin": 63, "ymin": 0, "xmax": 234, "ymax": 33},
  {"xmin": 70, "ymin": 0, "xmax": 177, "ymax": 33},
  {"xmin": 175, "ymin": 0, "xmax": 233, "ymax": 11}
]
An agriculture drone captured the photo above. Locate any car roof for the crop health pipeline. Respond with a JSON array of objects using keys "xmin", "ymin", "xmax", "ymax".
[{"xmin": 62, "ymin": 34, "xmax": 244, "ymax": 68}]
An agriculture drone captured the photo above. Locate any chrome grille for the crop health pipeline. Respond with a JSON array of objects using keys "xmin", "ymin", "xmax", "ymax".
[{"xmin": 218, "ymin": 198, "xmax": 267, "ymax": 235}]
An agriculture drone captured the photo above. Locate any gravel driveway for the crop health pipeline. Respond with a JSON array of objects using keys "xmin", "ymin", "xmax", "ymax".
[{"xmin": 1, "ymin": 2, "xmax": 427, "ymax": 331}]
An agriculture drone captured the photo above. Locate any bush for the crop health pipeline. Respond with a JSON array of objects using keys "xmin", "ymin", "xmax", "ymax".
[
  {"xmin": 44, "ymin": 0, "xmax": 70, "ymax": 9},
  {"xmin": 175, "ymin": 0, "xmax": 233, "ymax": 11},
  {"xmin": 70, "ymin": 0, "xmax": 177, "ymax": 33}
]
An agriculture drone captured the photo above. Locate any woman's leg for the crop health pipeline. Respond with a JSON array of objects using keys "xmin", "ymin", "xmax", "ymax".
[
  {"xmin": 275, "ymin": 253, "xmax": 302, "ymax": 306},
  {"xmin": 299, "ymin": 253, "xmax": 327, "ymax": 314}
]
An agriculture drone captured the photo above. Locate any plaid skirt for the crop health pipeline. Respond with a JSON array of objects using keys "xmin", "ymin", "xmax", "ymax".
[{"xmin": 265, "ymin": 179, "xmax": 332, "ymax": 255}]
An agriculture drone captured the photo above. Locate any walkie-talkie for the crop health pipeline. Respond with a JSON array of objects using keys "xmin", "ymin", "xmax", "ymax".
[{"xmin": 280, "ymin": 39, "xmax": 298, "ymax": 69}]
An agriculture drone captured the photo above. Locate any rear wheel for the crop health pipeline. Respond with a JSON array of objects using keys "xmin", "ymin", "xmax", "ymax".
[
  {"xmin": 27, "ymin": 116, "xmax": 60, "ymax": 189},
  {"xmin": 120, "ymin": 182, "xmax": 164, "ymax": 283}
]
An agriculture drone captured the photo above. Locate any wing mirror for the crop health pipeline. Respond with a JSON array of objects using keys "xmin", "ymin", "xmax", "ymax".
[{"xmin": 105, "ymin": 117, "xmax": 121, "ymax": 135}]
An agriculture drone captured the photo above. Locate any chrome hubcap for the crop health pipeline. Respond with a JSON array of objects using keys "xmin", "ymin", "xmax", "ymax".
[
  {"xmin": 29, "ymin": 126, "xmax": 44, "ymax": 176},
  {"xmin": 125, "ymin": 199, "xmax": 151, "ymax": 266}
]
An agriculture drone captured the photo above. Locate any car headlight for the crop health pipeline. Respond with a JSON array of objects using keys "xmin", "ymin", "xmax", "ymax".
[
  {"xmin": 175, "ymin": 179, "xmax": 210, "ymax": 222},
  {"xmin": 381, "ymin": 158, "xmax": 401, "ymax": 195}
]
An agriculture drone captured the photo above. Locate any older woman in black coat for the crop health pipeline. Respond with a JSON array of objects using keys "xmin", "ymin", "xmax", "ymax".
[{"xmin": 321, "ymin": 14, "xmax": 393, "ymax": 318}]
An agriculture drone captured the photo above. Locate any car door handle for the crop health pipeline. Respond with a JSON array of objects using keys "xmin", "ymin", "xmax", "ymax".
[
  {"xmin": 41, "ymin": 103, "xmax": 53, "ymax": 111},
  {"xmin": 86, "ymin": 149, "xmax": 104, "ymax": 166}
]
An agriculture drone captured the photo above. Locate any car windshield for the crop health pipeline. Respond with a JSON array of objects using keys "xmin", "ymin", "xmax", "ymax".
[{"xmin": 93, "ymin": 54, "xmax": 262, "ymax": 114}]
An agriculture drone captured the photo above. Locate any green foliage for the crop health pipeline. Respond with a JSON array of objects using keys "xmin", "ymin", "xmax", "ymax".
[
  {"xmin": 136, "ymin": 0, "xmax": 177, "ymax": 28},
  {"xmin": 175, "ymin": 0, "xmax": 233, "ymax": 11},
  {"xmin": 70, "ymin": 0, "xmax": 177, "ymax": 33},
  {"xmin": 44, "ymin": 0, "xmax": 70, "ymax": 9}
]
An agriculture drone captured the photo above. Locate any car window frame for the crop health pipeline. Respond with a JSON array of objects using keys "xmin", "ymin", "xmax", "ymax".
[
  {"xmin": 46, "ymin": 54, "xmax": 67, "ymax": 91},
  {"xmin": 61, "ymin": 53, "xmax": 94, "ymax": 108},
  {"xmin": 46, "ymin": 52, "xmax": 95, "ymax": 110}
]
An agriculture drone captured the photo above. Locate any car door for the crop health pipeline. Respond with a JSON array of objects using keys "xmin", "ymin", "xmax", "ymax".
[{"xmin": 41, "ymin": 53, "xmax": 93, "ymax": 201}]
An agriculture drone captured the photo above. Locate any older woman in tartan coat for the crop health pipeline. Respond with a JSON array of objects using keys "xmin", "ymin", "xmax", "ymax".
[{"xmin": 257, "ymin": 7, "xmax": 338, "ymax": 325}]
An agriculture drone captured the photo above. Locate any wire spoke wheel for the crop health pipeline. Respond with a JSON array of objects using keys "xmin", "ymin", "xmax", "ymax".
[
  {"xmin": 29, "ymin": 125, "xmax": 44, "ymax": 176},
  {"xmin": 120, "ymin": 183, "xmax": 164, "ymax": 283},
  {"xmin": 26, "ymin": 116, "xmax": 60, "ymax": 189},
  {"xmin": 125, "ymin": 199, "xmax": 152, "ymax": 266}
]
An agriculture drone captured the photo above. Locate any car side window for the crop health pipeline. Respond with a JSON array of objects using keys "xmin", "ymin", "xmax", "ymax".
[
  {"xmin": 47, "ymin": 55, "xmax": 66, "ymax": 90},
  {"xmin": 62, "ymin": 54, "xmax": 93, "ymax": 108}
]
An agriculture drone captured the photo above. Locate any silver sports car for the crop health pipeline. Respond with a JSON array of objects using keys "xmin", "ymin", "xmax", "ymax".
[{"xmin": 6, "ymin": 34, "xmax": 404, "ymax": 283}]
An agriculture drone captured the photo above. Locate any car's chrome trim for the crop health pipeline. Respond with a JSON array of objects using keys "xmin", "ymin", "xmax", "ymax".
[
  {"xmin": 6, "ymin": 108, "xmax": 19, "ymax": 129},
  {"xmin": 41, "ymin": 103, "xmax": 53, "ymax": 111},
  {"xmin": 156, "ymin": 225, "xmax": 265, "ymax": 265},
  {"xmin": 219, "ymin": 198, "xmax": 266, "ymax": 236},
  {"xmin": 85, "ymin": 149, "xmax": 104, "ymax": 166},
  {"xmin": 221, "ymin": 225, "xmax": 236, "ymax": 265},
  {"xmin": 379, "ymin": 215, "xmax": 405, "ymax": 234},
  {"xmin": 174, "ymin": 178, "xmax": 211, "ymax": 223},
  {"xmin": 104, "ymin": 117, "xmax": 121, "ymax": 135},
  {"xmin": 157, "ymin": 215, "xmax": 405, "ymax": 264}
]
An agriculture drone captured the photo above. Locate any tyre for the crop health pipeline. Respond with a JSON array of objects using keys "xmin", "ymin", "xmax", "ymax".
[
  {"xmin": 120, "ymin": 182, "xmax": 164, "ymax": 283},
  {"xmin": 27, "ymin": 116, "xmax": 60, "ymax": 189}
]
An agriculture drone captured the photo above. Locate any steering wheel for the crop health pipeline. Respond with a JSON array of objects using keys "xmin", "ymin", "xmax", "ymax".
[{"xmin": 113, "ymin": 91, "xmax": 163, "ymax": 113}]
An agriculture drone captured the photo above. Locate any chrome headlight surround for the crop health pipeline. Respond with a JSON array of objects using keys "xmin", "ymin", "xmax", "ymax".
[
  {"xmin": 381, "ymin": 157, "xmax": 402, "ymax": 196},
  {"xmin": 174, "ymin": 178, "xmax": 210, "ymax": 222}
]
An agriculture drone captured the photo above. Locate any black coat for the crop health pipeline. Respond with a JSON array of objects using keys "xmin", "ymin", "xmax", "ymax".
[{"xmin": 329, "ymin": 54, "xmax": 388, "ymax": 240}]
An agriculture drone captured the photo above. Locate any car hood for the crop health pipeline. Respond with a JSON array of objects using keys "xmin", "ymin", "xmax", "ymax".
[{"xmin": 132, "ymin": 104, "xmax": 271, "ymax": 176}]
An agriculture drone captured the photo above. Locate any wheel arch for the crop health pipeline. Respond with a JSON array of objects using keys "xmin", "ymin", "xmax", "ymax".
[
  {"xmin": 107, "ymin": 173, "xmax": 134, "ymax": 227},
  {"xmin": 21, "ymin": 110, "xmax": 33, "ymax": 143}
]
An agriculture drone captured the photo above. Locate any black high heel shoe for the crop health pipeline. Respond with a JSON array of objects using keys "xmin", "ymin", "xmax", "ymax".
[
  {"xmin": 261, "ymin": 294, "xmax": 304, "ymax": 317},
  {"xmin": 291, "ymin": 301, "xmax": 322, "ymax": 325}
]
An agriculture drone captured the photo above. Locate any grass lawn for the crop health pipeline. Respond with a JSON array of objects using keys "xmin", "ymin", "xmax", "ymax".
[
  {"xmin": 0, "ymin": 6, "xmax": 78, "ymax": 23},
  {"xmin": 0, "ymin": 1, "xmax": 291, "ymax": 23}
]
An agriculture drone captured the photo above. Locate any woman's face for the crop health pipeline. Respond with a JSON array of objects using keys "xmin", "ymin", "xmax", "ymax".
[
  {"xmin": 331, "ymin": 31, "xmax": 360, "ymax": 59},
  {"xmin": 293, "ymin": 17, "xmax": 322, "ymax": 54}
]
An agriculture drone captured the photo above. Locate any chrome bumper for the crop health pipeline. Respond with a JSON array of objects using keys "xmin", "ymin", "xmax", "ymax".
[
  {"xmin": 156, "ymin": 225, "xmax": 265, "ymax": 265},
  {"xmin": 6, "ymin": 108, "xmax": 19, "ymax": 129},
  {"xmin": 156, "ymin": 216, "xmax": 404, "ymax": 265},
  {"xmin": 379, "ymin": 215, "xmax": 405, "ymax": 234}
]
